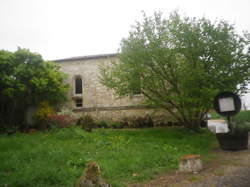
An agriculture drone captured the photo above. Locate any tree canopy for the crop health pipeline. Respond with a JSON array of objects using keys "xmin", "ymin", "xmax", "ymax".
[
  {"xmin": 0, "ymin": 48, "xmax": 69, "ymax": 129},
  {"xmin": 100, "ymin": 11, "xmax": 250, "ymax": 130}
]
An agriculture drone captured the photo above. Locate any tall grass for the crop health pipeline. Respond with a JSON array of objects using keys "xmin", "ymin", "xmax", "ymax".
[{"xmin": 0, "ymin": 127, "xmax": 216, "ymax": 187}]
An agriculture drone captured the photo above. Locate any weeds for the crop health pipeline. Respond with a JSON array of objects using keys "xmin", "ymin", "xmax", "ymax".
[{"xmin": 0, "ymin": 127, "xmax": 216, "ymax": 187}]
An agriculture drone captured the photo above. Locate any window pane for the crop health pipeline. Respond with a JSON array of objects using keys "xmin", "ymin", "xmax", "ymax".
[
  {"xmin": 75, "ymin": 99, "xmax": 82, "ymax": 107},
  {"xmin": 75, "ymin": 77, "xmax": 82, "ymax": 94}
]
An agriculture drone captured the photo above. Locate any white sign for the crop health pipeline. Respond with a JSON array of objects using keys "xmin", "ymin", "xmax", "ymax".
[
  {"xmin": 218, "ymin": 97, "xmax": 235, "ymax": 112},
  {"xmin": 207, "ymin": 120, "xmax": 229, "ymax": 133}
]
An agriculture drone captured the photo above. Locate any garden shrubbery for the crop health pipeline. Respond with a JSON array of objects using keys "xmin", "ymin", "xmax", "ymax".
[
  {"xmin": 2, "ymin": 106, "xmax": 183, "ymax": 134},
  {"xmin": 33, "ymin": 102, "xmax": 76, "ymax": 130},
  {"xmin": 121, "ymin": 115, "xmax": 154, "ymax": 128},
  {"xmin": 96, "ymin": 121, "xmax": 108, "ymax": 128},
  {"xmin": 29, "ymin": 110, "xmax": 250, "ymax": 133},
  {"xmin": 0, "ymin": 48, "xmax": 68, "ymax": 133},
  {"xmin": 231, "ymin": 110, "xmax": 250, "ymax": 132},
  {"xmin": 33, "ymin": 101, "xmax": 54, "ymax": 130},
  {"xmin": 232, "ymin": 110, "xmax": 250, "ymax": 124},
  {"xmin": 48, "ymin": 114, "xmax": 76, "ymax": 128},
  {"xmin": 77, "ymin": 115, "xmax": 95, "ymax": 132}
]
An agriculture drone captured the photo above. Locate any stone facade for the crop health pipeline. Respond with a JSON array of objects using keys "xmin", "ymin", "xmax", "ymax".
[{"xmin": 55, "ymin": 54, "xmax": 171, "ymax": 122}]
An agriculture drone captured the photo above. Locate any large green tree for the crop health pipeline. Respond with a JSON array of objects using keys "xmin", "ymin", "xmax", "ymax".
[
  {"xmin": 0, "ymin": 48, "xmax": 68, "ymax": 129},
  {"xmin": 101, "ymin": 12, "xmax": 250, "ymax": 130}
]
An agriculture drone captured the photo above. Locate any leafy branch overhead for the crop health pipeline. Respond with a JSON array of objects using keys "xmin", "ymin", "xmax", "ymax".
[{"xmin": 100, "ymin": 11, "xmax": 250, "ymax": 130}]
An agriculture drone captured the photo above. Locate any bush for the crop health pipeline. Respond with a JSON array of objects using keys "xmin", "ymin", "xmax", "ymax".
[
  {"xmin": 96, "ymin": 121, "xmax": 108, "ymax": 128},
  {"xmin": 33, "ymin": 101, "xmax": 54, "ymax": 130},
  {"xmin": 121, "ymin": 115, "xmax": 154, "ymax": 128},
  {"xmin": 48, "ymin": 114, "xmax": 76, "ymax": 128},
  {"xmin": 230, "ymin": 111, "xmax": 250, "ymax": 132},
  {"xmin": 77, "ymin": 115, "xmax": 95, "ymax": 132},
  {"xmin": 107, "ymin": 121, "xmax": 123, "ymax": 129},
  {"xmin": 232, "ymin": 111, "xmax": 250, "ymax": 124}
]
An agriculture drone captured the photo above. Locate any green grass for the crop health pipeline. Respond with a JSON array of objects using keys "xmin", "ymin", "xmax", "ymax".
[
  {"xmin": 0, "ymin": 127, "xmax": 216, "ymax": 187},
  {"xmin": 232, "ymin": 110, "xmax": 250, "ymax": 123},
  {"xmin": 210, "ymin": 112, "xmax": 225, "ymax": 119},
  {"xmin": 210, "ymin": 110, "xmax": 250, "ymax": 121}
]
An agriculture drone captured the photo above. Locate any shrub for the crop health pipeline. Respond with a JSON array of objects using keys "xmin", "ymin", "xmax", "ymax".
[
  {"xmin": 121, "ymin": 115, "xmax": 154, "ymax": 128},
  {"xmin": 77, "ymin": 115, "xmax": 95, "ymax": 132},
  {"xmin": 48, "ymin": 114, "xmax": 76, "ymax": 128},
  {"xmin": 131, "ymin": 117, "xmax": 145, "ymax": 128},
  {"xmin": 33, "ymin": 101, "xmax": 54, "ymax": 129},
  {"xmin": 230, "ymin": 111, "xmax": 250, "ymax": 132},
  {"xmin": 96, "ymin": 121, "xmax": 108, "ymax": 128},
  {"xmin": 232, "ymin": 111, "xmax": 250, "ymax": 124},
  {"xmin": 107, "ymin": 121, "xmax": 123, "ymax": 129}
]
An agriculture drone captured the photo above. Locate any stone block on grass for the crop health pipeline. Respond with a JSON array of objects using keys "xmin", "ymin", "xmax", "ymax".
[
  {"xmin": 75, "ymin": 161, "xmax": 111, "ymax": 187},
  {"xmin": 179, "ymin": 154, "xmax": 203, "ymax": 173}
]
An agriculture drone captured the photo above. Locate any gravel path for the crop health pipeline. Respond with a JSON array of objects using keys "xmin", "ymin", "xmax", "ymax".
[
  {"xmin": 185, "ymin": 166, "xmax": 250, "ymax": 187},
  {"xmin": 128, "ymin": 137, "xmax": 250, "ymax": 187}
]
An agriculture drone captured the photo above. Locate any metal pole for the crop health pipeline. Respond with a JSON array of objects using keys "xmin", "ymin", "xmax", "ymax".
[{"xmin": 227, "ymin": 115, "xmax": 232, "ymax": 132}]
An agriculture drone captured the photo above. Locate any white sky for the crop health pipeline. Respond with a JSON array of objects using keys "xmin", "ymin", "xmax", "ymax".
[
  {"xmin": 1, "ymin": 0, "xmax": 250, "ymax": 106},
  {"xmin": 0, "ymin": 0, "xmax": 250, "ymax": 60}
]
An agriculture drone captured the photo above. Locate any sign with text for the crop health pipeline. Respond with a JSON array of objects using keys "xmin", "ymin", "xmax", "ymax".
[
  {"xmin": 214, "ymin": 92, "xmax": 241, "ymax": 117},
  {"xmin": 218, "ymin": 97, "xmax": 235, "ymax": 112}
]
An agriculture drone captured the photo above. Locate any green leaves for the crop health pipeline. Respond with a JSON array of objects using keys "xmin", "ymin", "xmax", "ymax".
[
  {"xmin": 0, "ymin": 48, "xmax": 69, "ymax": 127},
  {"xmin": 101, "ymin": 11, "xmax": 250, "ymax": 130}
]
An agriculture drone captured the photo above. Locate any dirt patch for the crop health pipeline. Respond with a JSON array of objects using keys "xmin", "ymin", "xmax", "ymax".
[{"xmin": 128, "ymin": 140, "xmax": 250, "ymax": 187}]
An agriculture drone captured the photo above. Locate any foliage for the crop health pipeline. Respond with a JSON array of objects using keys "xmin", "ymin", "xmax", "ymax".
[
  {"xmin": 96, "ymin": 115, "xmax": 154, "ymax": 129},
  {"xmin": 77, "ymin": 115, "xmax": 95, "ymax": 132},
  {"xmin": 48, "ymin": 114, "xmax": 76, "ymax": 128},
  {"xmin": 231, "ymin": 110, "xmax": 250, "ymax": 132},
  {"xmin": 33, "ymin": 101, "xmax": 54, "ymax": 129},
  {"xmin": 96, "ymin": 121, "xmax": 108, "ymax": 128},
  {"xmin": 0, "ymin": 127, "xmax": 216, "ymax": 187},
  {"xmin": 211, "ymin": 110, "xmax": 250, "ymax": 132},
  {"xmin": 106, "ymin": 121, "xmax": 123, "ymax": 129},
  {"xmin": 0, "ymin": 48, "xmax": 69, "ymax": 130},
  {"xmin": 210, "ymin": 112, "xmax": 225, "ymax": 120},
  {"xmin": 100, "ymin": 11, "xmax": 250, "ymax": 130},
  {"xmin": 232, "ymin": 110, "xmax": 250, "ymax": 124},
  {"xmin": 121, "ymin": 115, "xmax": 154, "ymax": 128}
]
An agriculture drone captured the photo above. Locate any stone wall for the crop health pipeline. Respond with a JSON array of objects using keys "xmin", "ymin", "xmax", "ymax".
[{"xmin": 55, "ymin": 54, "xmax": 171, "ymax": 122}]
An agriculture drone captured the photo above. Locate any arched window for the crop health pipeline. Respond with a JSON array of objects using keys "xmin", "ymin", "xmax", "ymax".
[{"xmin": 75, "ymin": 77, "xmax": 82, "ymax": 94}]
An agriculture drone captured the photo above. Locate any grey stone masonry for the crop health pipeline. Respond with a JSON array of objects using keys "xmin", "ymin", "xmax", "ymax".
[{"xmin": 55, "ymin": 54, "xmax": 171, "ymax": 122}]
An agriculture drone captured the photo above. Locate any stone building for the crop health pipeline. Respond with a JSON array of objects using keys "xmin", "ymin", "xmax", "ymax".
[{"xmin": 55, "ymin": 54, "xmax": 169, "ymax": 122}]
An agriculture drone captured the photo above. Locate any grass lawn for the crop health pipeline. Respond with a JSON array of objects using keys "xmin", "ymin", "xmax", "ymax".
[{"xmin": 0, "ymin": 127, "xmax": 217, "ymax": 187}]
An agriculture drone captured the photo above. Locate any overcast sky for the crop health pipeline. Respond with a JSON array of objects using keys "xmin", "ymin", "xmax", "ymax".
[
  {"xmin": 1, "ymin": 0, "xmax": 250, "ymax": 105},
  {"xmin": 0, "ymin": 0, "xmax": 250, "ymax": 61}
]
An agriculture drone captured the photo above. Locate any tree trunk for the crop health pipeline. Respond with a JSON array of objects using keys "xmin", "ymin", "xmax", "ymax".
[{"xmin": 183, "ymin": 120, "xmax": 201, "ymax": 132}]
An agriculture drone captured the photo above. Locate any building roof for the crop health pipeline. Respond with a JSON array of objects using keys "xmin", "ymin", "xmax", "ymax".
[{"xmin": 53, "ymin": 53, "xmax": 118, "ymax": 62}]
